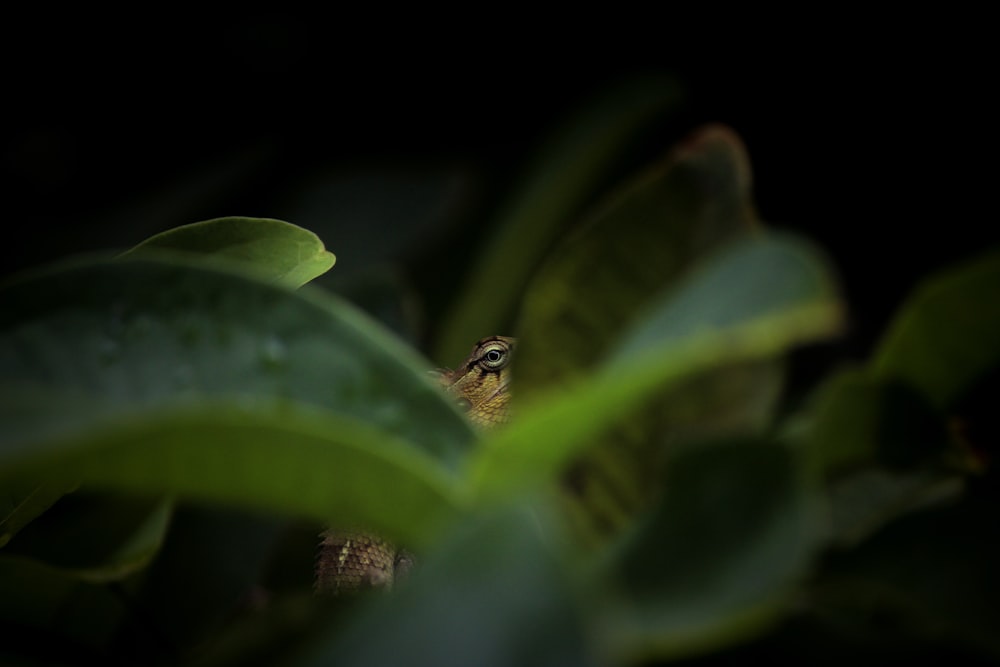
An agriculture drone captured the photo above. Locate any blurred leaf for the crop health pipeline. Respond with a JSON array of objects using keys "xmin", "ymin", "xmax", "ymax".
[
  {"xmin": 606, "ymin": 236, "xmax": 835, "ymax": 362},
  {"xmin": 0, "ymin": 255, "xmax": 474, "ymax": 467},
  {"xmin": 875, "ymin": 248, "xmax": 1000, "ymax": 410},
  {"xmin": 797, "ymin": 366, "xmax": 964, "ymax": 547},
  {"xmin": 122, "ymin": 216, "xmax": 336, "ymax": 288},
  {"xmin": 514, "ymin": 124, "xmax": 758, "ymax": 394},
  {"xmin": 1, "ymin": 493, "xmax": 172, "ymax": 583},
  {"xmin": 801, "ymin": 369, "xmax": 949, "ymax": 477},
  {"xmin": 435, "ymin": 75, "xmax": 684, "ymax": 363},
  {"xmin": 509, "ymin": 125, "xmax": 783, "ymax": 540},
  {"xmin": 292, "ymin": 507, "xmax": 597, "ymax": 667},
  {"xmin": 0, "ymin": 403, "xmax": 464, "ymax": 551},
  {"xmin": 470, "ymin": 234, "xmax": 843, "ymax": 502},
  {"xmin": 825, "ymin": 468, "xmax": 963, "ymax": 548},
  {"xmin": 797, "ymin": 370, "xmax": 887, "ymax": 475},
  {"xmin": 0, "ymin": 479, "xmax": 77, "ymax": 548},
  {"xmin": 601, "ymin": 440, "xmax": 819, "ymax": 661}
]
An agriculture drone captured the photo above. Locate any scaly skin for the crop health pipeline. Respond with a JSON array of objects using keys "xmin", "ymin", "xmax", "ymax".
[
  {"xmin": 315, "ymin": 336, "xmax": 515, "ymax": 595},
  {"xmin": 436, "ymin": 336, "xmax": 515, "ymax": 428}
]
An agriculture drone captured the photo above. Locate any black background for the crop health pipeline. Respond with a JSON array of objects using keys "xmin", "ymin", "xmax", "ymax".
[{"xmin": 3, "ymin": 12, "xmax": 993, "ymax": 358}]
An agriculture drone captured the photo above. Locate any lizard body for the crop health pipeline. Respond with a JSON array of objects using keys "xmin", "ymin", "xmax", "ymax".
[{"xmin": 315, "ymin": 336, "xmax": 515, "ymax": 595}]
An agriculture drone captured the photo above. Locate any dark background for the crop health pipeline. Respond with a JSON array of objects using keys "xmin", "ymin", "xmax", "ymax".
[{"xmin": 3, "ymin": 13, "xmax": 993, "ymax": 358}]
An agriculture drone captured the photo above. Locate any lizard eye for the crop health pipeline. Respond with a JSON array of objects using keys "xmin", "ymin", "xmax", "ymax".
[{"xmin": 480, "ymin": 344, "xmax": 508, "ymax": 370}]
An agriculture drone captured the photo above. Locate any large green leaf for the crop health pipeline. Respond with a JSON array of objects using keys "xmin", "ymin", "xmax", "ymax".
[
  {"xmin": 122, "ymin": 216, "xmax": 336, "ymax": 288},
  {"xmin": 434, "ymin": 76, "xmax": 683, "ymax": 363},
  {"xmin": 600, "ymin": 439, "xmax": 819, "ymax": 661},
  {"xmin": 799, "ymin": 369, "xmax": 959, "ymax": 546},
  {"xmin": 513, "ymin": 124, "xmax": 759, "ymax": 393},
  {"xmin": 824, "ymin": 467, "xmax": 963, "ymax": 549},
  {"xmin": 5, "ymin": 219, "xmax": 335, "ymax": 543},
  {"xmin": 0, "ymin": 256, "xmax": 474, "ymax": 467},
  {"xmin": 875, "ymin": 248, "xmax": 1000, "ymax": 410},
  {"xmin": 797, "ymin": 370, "xmax": 890, "ymax": 476},
  {"xmin": 0, "ymin": 256, "xmax": 475, "ymax": 557},
  {"xmin": 469, "ymin": 234, "xmax": 843, "ymax": 502},
  {"xmin": 507, "ymin": 125, "xmax": 784, "ymax": 540},
  {"xmin": 0, "ymin": 403, "xmax": 463, "ymax": 551}
]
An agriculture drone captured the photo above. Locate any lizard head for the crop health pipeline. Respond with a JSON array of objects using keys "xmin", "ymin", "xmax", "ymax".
[{"xmin": 435, "ymin": 335, "xmax": 515, "ymax": 429}]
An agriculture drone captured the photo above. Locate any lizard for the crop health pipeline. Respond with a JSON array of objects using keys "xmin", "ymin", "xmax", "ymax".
[{"xmin": 314, "ymin": 335, "xmax": 516, "ymax": 595}]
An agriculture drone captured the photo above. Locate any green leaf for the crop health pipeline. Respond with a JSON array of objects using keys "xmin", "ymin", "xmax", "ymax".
[
  {"xmin": 607, "ymin": 235, "xmax": 835, "ymax": 362},
  {"xmin": 875, "ymin": 248, "xmax": 1000, "ymax": 410},
  {"xmin": 1, "ymin": 494, "xmax": 172, "ymax": 583},
  {"xmin": 292, "ymin": 508, "xmax": 597, "ymax": 667},
  {"xmin": 0, "ymin": 256, "xmax": 475, "ymax": 550},
  {"xmin": 470, "ymin": 234, "xmax": 843, "ymax": 502},
  {"xmin": 801, "ymin": 369, "xmax": 949, "ymax": 476},
  {"xmin": 122, "ymin": 216, "xmax": 336, "ymax": 288},
  {"xmin": 825, "ymin": 467, "xmax": 963, "ymax": 548},
  {"xmin": 796, "ymin": 365, "xmax": 960, "ymax": 550},
  {"xmin": 601, "ymin": 440, "xmax": 819, "ymax": 661},
  {"xmin": 0, "ymin": 255, "xmax": 474, "ymax": 468},
  {"xmin": 434, "ymin": 75, "xmax": 684, "ymax": 363},
  {"xmin": 507, "ymin": 125, "xmax": 785, "ymax": 540},
  {"xmin": 0, "ymin": 403, "xmax": 463, "ymax": 551},
  {"xmin": 513, "ymin": 123, "xmax": 759, "ymax": 394}
]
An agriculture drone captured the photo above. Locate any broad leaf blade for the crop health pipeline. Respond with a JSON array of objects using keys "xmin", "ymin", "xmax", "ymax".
[
  {"xmin": 0, "ymin": 256, "xmax": 474, "ymax": 467},
  {"xmin": 801, "ymin": 368, "xmax": 949, "ymax": 475},
  {"xmin": 798, "ymin": 369, "xmax": 960, "ymax": 548},
  {"xmin": 875, "ymin": 248, "xmax": 1000, "ymax": 410},
  {"xmin": 514, "ymin": 124, "xmax": 759, "ymax": 393},
  {"xmin": 470, "ymin": 235, "xmax": 843, "ymax": 501},
  {"xmin": 508, "ymin": 125, "xmax": 782, "ymax": 540},
  {"xmin": 824, "ymin": 467, "xmax": 963, "ymax": 548},
  {"xmin": 0, "ymin": 403, "xmax": 462, "ymax": 550},
  {"xmin": 607, "ymin": 232, "xmax": 835, "ymax": 361},
  {"xmin": 602, "ymin": 440, "xmax": 820, "ymax": 661},
  {"xmin": 122, "ymin": 216, "xmax": 336, "ymax": 288}
]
